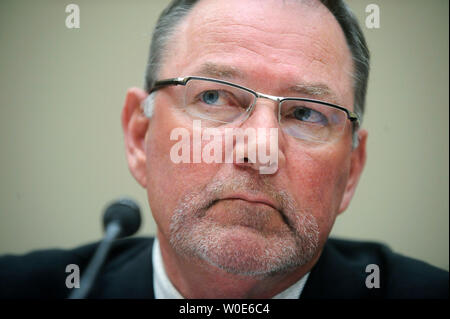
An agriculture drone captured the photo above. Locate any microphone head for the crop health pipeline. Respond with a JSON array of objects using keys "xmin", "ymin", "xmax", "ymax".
[{"xmin": 103, "ymin": 198, "xmax": 141, "ymax": 238}]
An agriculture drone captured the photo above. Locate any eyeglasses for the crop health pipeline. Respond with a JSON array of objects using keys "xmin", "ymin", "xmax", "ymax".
[{"xmin": 148, "ymin": 76, "xmax": 360, "ymax": 144}]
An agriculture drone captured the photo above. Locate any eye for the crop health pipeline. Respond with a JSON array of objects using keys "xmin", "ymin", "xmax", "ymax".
[
  {"xmin": 293, "ymin": 107, "xmax": 328, "ymax": 125},
  {"xmin": 197, "ymin": 89, "xmax": 243, "ymax": 108},
  {"xmin": 201, "ymin": 90, "xmax": 221, "ymax": 105}
]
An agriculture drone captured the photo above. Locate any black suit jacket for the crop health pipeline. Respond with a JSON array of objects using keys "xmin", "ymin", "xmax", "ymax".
[{"xmin": 0, "ymin": 237, "xmax": 447, "ymax": 299}]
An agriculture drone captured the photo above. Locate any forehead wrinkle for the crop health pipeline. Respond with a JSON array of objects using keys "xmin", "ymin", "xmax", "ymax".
[
  {"xmin": 185, "ymin": 1, "xmax": 334, "ymax": 53},
  {"xmin": 174, "ymin": 0, "xmax": 349, "ymax": 66},
  {"xmin": 193, "ymin": 20, "xmax": 334, "ymax": 60},
  {"xmin": 184, "ymin": 14, "xmax": 350, "ymax": 76}
]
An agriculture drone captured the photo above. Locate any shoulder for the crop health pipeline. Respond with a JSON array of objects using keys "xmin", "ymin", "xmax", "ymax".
[
  {"xmin": 0, "ymin": 237, "xmax": 154, "ymax": 299},
  {"xmin": 303, "ymin": 238, "xmax": 448, "ymax": 299}
]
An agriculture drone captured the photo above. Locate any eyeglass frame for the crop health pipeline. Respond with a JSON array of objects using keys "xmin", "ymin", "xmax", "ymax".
[{"xmin": 148, "ymin": 76, "xmax": 361, "ymax": 132}]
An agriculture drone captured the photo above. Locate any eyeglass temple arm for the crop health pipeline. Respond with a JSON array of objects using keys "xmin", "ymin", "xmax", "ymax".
[
  {"xmin": 149, "ymin": 77, "xmax": 188, "ymax": 93},
  {"xmin": 347, "ymin": 111, "xmax": 361, "ymax": 130}
]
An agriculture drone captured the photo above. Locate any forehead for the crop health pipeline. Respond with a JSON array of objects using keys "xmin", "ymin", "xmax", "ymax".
[{"xmin": 161, "ymin": 0, "xmax": 354, "ymax": 106}]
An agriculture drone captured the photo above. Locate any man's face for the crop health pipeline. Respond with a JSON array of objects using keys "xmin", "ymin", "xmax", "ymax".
[{"xmin": 126, "ymin": 0, "xmax": 367, "ymax": 276}]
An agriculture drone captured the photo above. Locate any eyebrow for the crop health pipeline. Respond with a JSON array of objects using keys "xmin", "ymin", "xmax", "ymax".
[
  {"xmin": 288, "ymin": 83, "xmax": 340, "ymax": 104},
  {"xmin": 195, "ymin": 62, "xmax": 340, "ymax": 104},
  {"xmin": 196, "ymin": 62, "xmax": 243, "ymax": 79}
]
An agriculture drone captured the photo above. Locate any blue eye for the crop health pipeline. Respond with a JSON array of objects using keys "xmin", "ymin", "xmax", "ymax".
[
  {"xmin": 201, "ymin": 90, "xmax": 220, "ymax": 105},
  {"xmin": 293, "ymin": 107, "xmax": 327, "ymax": 124}
]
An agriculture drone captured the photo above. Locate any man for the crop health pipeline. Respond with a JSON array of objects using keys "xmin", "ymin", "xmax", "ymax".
[{"xmin": 0, "ymin": 0, "xmax": 447, "ymax": 299}]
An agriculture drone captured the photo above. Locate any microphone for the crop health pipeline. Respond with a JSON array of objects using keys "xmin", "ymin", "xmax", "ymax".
[{"xmin": 68, "ymin": 198, "xmax": 141, "ymax": 299}]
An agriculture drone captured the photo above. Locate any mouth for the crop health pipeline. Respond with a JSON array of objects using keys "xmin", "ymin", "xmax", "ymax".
[
  {"xmin": 203, "ymin": 193, "xmax": 292, "ymax": 234},
  {"xmin": 218, "ymin": 193, "xmax": 279, "ymax": 211}
]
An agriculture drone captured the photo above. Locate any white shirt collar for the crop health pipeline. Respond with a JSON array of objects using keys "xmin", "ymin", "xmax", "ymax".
[{"xmin": 152, "ymin": 237, "xmax": 310, "ymax": 299}]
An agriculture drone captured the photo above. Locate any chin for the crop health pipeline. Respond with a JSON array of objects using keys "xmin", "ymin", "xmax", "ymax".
[{"xmin": 176, "ymin": 222, "xmax": 314, "ymax": 277}]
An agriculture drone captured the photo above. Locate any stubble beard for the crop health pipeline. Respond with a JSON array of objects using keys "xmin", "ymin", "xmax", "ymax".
[{"xmin": 169, "ymin": 174, "xmax": 320, "ymax": 277}]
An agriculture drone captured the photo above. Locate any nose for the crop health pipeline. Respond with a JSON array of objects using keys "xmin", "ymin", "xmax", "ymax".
[{"xmin": 231, "ymin": 98, "xmax": 286, "ymax": 174}]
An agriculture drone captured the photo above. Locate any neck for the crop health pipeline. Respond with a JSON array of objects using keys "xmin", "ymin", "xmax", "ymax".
[{"xmin": 156, "ymin": 231, "xmax": 320, "ymax": 299}]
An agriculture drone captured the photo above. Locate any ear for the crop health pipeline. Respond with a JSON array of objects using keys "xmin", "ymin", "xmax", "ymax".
[
  {"xmin": 122, "ymin": 87, "xmax": 149, "ymax": 188},
  {"xmin": 338, "ymin": 129, "xmax": 368, "ymax": 214}
]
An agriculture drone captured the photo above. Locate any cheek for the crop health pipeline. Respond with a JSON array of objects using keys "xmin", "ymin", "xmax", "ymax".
[
  {"xmin": 285, "ymin": 145, "xmax": 350, "ymax": 234},
  {"xmin": 144, "ymin": 108, "xmax": 220, "ymax": 235}
]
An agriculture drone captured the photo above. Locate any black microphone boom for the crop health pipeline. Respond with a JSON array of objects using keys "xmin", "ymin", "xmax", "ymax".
[{"xmin": 68, "ymin": 198, "xmax": 141, "ymax": 299}]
